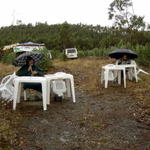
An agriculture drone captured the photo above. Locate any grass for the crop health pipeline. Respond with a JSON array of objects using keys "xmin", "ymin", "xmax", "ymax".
[
  {"xmin": 0, "ymin": 57, "xmax": 149, "ymax": 108},
  {"xmin": 52, "ymin": 56, "xmax": 115, "ymax": 95},
  {"xmin": 52, "ymin": 57, "xmax": 150, "ymax": 124},
  {"xmin": 0, "ymin": 63, "xmax": 18, "ymax": 78}
]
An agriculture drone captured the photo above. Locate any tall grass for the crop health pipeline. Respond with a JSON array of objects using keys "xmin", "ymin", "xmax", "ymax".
[{"xmin": 78, "ymin": 48, "xmax": 111, "ymax": 57}]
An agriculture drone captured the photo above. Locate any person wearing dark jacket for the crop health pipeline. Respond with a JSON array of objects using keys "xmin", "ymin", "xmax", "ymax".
[{"xmin": 16, "ymin": 56, "xmax": 44, "ymax": 92}]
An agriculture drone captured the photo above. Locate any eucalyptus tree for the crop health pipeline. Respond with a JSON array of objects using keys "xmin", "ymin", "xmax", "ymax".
[{"xmin": 108, "ymin": 0, "xmax": 145, "ymax": 30}]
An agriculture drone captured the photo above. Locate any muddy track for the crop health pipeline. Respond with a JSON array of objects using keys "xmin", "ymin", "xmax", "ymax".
[{"xmin": 13, "ymin": 88, "xmax": 150, "ymax": 150}]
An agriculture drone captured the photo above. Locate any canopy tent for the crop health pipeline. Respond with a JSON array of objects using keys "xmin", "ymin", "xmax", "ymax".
[
  {"xmin": 13, "ymin": 42, "xmax": 46, "ymax": 53},
  {"xmin": 18, "ymin": 42, "xmax": 45, "ymax": 46}
]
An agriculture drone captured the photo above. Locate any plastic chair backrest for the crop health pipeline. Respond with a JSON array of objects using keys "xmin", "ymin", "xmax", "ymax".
[
  {"xmin": 1, "ymin": 72, "xmax": 16, "ymax": 84},
  {"xmin": 0, "ymin": 72, "xmax": 16, "ymax": 100},
  {"xmin": 52, "ymin": 79, "xmax": 66, "ymax": 97}
]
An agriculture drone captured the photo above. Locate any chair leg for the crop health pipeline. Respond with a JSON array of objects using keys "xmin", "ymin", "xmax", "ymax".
[
  {"xmin": 101, "ymin": 69, "xmax": 104, "ymax": 84},
  {"xmin": 24, "ymin": 90, "xmax": 27, "ymax": 101},
  {"xmin": 123, "ymin": 69, "xmax": 126, "ymax": 88},
  {"xmin": 104, "ymin": 70, "xmax": 109, "ymax": 88}
]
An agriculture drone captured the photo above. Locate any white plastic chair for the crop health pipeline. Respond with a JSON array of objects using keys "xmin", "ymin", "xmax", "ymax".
[
  {"xmin": 136, "ymin": 68, "xmax": 149, "ymax": 80},
  {"xmin": 137, "ymin": 69, "xmax": 149, "ymax": 75},
  {"xmin": 0, "ymin": 72, "xmax": 16, "ymax": 101},
  {"xmin": 51, "ymin": 79, "xmax": 66, "ymax": 97},
  {"xmin": 116, "ymin": 60, "xmax": 137, "ymax": 81}
]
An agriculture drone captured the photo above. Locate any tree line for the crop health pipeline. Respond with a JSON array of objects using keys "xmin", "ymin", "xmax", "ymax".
[{"xmin": 0, "ymin": 22, "xmax": 150, "ymax": 51}]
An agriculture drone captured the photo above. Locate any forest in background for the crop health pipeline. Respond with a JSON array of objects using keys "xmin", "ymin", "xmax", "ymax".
[
  {"xmin": 0, "ymin": 0, "xmax": 150, "ymax": 66},
  {"xmin": 0, "ymin": 22, "xmax": 150, "ymax": 51}
]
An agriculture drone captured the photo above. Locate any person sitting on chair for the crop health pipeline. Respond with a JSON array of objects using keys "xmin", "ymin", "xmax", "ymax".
[
  {"xmin": 16, "ymin": 56, "xmax": 44, "ymax": 92},
  {"xmin": 116, "ymin": 54, "xmax": 132, "ymax": 65},
  {"xmin": 116, "ymin": 55, "xmax": 136, "ymax": 80}
]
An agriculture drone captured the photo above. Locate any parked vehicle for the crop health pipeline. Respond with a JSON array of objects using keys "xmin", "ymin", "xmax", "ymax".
[{"xmin": 64, "ymin": 48, "xmax": 78, "ymax": 59}]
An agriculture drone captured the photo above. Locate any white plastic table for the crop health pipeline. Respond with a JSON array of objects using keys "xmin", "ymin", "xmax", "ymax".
[
  {"xmin": 101, "ymin": 64, "xmax": 138, "ymax": 88},
  {"xmin": 101, "ymin": 64, "xmax": 126, "ymax": 88},
  {"xmin": 45, "ymin": 72, "xmax": 76, "ymax": 104},
  {"xmin": 13, "ymin": 76, "xmax": 48, "ymax": 111}
]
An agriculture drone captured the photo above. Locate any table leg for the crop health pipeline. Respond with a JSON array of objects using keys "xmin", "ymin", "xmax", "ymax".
[
  {"xmin": 118, "ymin": 71, "xmax": 121, "ymax": 85},
  {"xmin": 47, "ymin": 80, "xmax": 51, "ymax": 105},
  {"xmin": 134, "ymin": 67, "xmax": 138, "ymax": 82},
  {"xmin": 66, "ymin": 79, "xmax": 71, "ymax": 97},
  {"xmin": 42, "ymin": 81, "xmax": 47, "ymax": 111},
  {"xmin": 101, "ymin": 68, "xmax": 104, "ymax": 84},
  {"xmin": 13, "ymin": 81, "xmax": 20, "ymax": 110},
  {"xmin": 104, "ymin": 69, "xmax": 109, "ymax": 88},
  {"xmin": 70, "ymin": 77, "xmax": 76, "ymax": 103},
  {"xmin": 123, "ymin": 69, "xmax": 126, "ymax": 88}
]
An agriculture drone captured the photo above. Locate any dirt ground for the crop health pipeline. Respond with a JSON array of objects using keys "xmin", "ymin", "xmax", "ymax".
[{"xmin": 0, "ymin": 57, "xmax": 150, "ymax": 150}]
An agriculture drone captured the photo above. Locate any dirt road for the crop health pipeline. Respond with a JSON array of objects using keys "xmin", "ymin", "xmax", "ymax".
[{"xmin": 13, "ymin": 87, "xmax": 150, "ymax": 150}]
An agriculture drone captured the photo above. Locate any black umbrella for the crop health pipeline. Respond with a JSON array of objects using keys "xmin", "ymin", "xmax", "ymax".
[
  {"xmin": 15, "ymin": 52, "xmax": 44, "ymax": 66},
  {"xmin": 109, "ymin": 49, "xmax": 138, "ymax": 59}
]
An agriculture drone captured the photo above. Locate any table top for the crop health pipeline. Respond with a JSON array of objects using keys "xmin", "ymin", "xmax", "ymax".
[
  {"xmin": 14, "ymin": 76, "xmax": 47, "ymax": 83},
  {"xmin": 14, "ymin": 72, "xmax": 73, "ymax": 82},
  {"xmin": 103, "ymin": 64, "xmax": 136, "ymax": 69},
  {"xmin": 45, "ymin": 73, "xmax": 73, "ymax": 79}
]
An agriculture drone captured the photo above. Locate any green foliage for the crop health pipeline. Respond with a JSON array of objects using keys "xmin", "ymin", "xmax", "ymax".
[
  {"xmin": 78, "ymin": 48, "xmax": 111, "ymax": 57},
  {"xmin": 0, "ymin": 22, "xmax": 150, "ymax": 66},
  {"xmin": 0, "ymin": 51, "xmax": 16, "ymax": 64},
  {"xmin": 51, "ymin": 50, "xmax": 64, "ymax": 59},
  {"xmin": 135, "ymin": 45, "xmax": 150, "ymax": 66},
  {"xmin": 108, "ymin": 0, "xmax": 146, "ymax": 30},
  {"xmin": 34, "ymin": 48, "xmax": 53, "ymax": 71}
]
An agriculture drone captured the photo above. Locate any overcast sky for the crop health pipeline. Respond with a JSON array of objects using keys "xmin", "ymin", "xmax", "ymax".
[{"xmin": 0, "ymin": 0, "xmax": 150, "ymax": 27}]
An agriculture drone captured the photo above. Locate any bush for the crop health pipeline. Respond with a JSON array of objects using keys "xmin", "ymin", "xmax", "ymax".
[
  {"xmin": 34, "ymin": 48, "xmax": 53, "ymax": 71},
  {"xmin": 0, "ymin": 50, "xmax": 16, "ymax": 65},
  {"xmin": 78, "ymin": 48, "xmax": 111, "ymax": 57},
  {"xmin": 135, "ymin": 45, "xmax": 150, "ymax": 66},
  {"xmin": 51, "ymin": 50, "xmax": 64, "ymax": 59}
]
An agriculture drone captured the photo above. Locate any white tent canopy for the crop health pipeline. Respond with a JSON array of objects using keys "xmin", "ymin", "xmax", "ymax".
[{"xmin": 13, "ymin": 42, "xmax": 46, "ymax": 53}]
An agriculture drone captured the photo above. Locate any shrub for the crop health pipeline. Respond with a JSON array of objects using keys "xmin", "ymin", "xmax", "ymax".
[
  {"xmin": 34, "ymin": 48, "xmax": 53, "ymax": 71},
  {"xmin": 51, "ymin": 50, "xmax": 64, "ymax": 59},
  {"xmin": 78, "ymin": 48, "xmax": 111, "ymax": 57},
  {"xmin": 0, "ymin": 50, "xmax": 16, "ymax": 65},
  {"xmin": 135, "ymin": 45, "xmax": 150, "ymax": 66}
]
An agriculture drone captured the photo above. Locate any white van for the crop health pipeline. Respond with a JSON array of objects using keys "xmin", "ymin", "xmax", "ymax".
[{"xmin": 64, "ymin": 48, "xmax": 78, "ymax": 59}]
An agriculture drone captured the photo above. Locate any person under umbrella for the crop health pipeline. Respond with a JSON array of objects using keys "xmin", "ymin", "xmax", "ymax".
[
  {"xmin": 109, "ymin": 49, "xmax": 137, "ymax": 80},
  {"xmin": 109, "ymin": 49, "xmax": 138, "ymax": 60},
  {"xmin": 115, "ymin": 54, "xmax": 136, "ymax": 65},
  {"xmin": 16, "ymin": 56, "xmax": 44, "ymax": 92}
]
